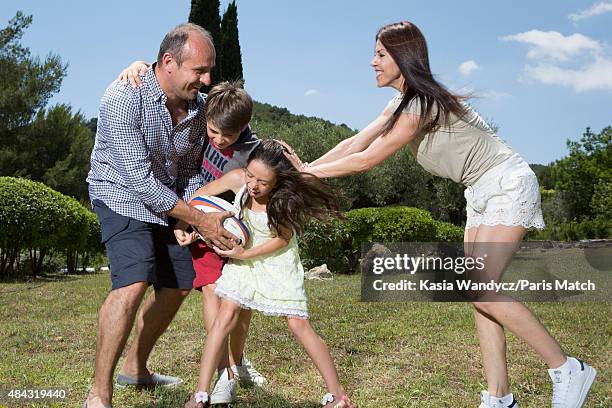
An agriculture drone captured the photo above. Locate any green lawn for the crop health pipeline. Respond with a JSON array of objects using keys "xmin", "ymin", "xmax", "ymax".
[{"xmin": 0, "ymin": 272, "xmax": 609, "ymax": 407}]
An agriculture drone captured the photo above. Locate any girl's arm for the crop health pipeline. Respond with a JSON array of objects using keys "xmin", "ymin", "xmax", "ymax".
[
  {"xmin": 309, "ymin": 109, "xmax": 391, "ymax": 167},
  {"xmin": 306, "ymin": 111, "xmax": 420, "ymax": 178},
  {"xmin": 189, "ymin": 169, "xmax": 245, "ymax": 201},
  {"xmin": 214, "ymin": 225, "xmax": 293, "ymax": 260}
]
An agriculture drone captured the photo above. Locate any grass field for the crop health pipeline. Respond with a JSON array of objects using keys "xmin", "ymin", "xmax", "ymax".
[{"xmin": 0, "ymin": 270, "xmax": 610, "ymax": 407}]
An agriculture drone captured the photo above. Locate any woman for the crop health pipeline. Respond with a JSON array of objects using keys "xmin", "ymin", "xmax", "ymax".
[{"xmin": 285, "ymin": 20, "xmax": 596, "ymax": 408}]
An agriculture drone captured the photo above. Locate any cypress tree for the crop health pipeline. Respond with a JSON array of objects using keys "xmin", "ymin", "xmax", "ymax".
[
  {"xmin": 220, "ymin": 1, "xmax": 244, "ymax": 83},
  {"xmin": 188, "ymin": 0, "xmax": 222, "ymax": 88}
]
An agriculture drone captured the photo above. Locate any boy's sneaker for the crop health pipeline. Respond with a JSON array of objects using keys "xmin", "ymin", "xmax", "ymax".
[
  {"xmin": 549, "ymin": 357, "xmax": 596, "ymax": 408},
  {"xmin": 479, "ymin": 391, "xmax": 519, "ymax": 408},
  {"xmin": 231, "ymin": 355, "xmax": 267, "ymax": 387},
  {"xmin": 210, "ymin": 369, "xmax": 236, "ymax": 405}
]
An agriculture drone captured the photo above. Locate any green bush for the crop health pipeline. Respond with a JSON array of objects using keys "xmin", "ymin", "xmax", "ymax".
[
  {"xmin": 300, "ymin": 218, "xmax": 351, "ymax": 272},
  {"xmin": 432, "ymin": 220, "xmax": 464, "ymax": 242},
  {"xmin": 345, "ymin": 207, "xmax": 438, "ymax": 244},
  {"xmin": 299, "ymin": 206, "xmax": 463, "ymax": 273},
  {"xmin": 526, "ymin": 218, "xmax": 611, "ymax": 241},
  {"xmin": 0, "ymin": 177, "xmax": 101, "ymax": 277}
]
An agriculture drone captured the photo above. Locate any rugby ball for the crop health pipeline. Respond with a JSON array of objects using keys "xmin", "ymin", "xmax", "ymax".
[{"xmin": 189, "ymin": 195, "xmax": 250, "ymax": 246}]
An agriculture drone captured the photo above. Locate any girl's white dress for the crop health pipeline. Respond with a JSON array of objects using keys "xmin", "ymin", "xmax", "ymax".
[{"xmin": 214, "ymin": 185, "xmax": 309, "ymax": 319}]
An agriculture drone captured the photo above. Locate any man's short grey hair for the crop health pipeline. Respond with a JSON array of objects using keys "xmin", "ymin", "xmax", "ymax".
[{"xmin": 157, "ymin": 23, "xmax": 215, "ymax": 65}]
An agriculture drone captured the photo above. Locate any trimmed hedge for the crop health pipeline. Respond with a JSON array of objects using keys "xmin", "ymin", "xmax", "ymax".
[
  {"xmin": 432, "ymin": 220, "xmax": 465, "ymax": 242},
  {"xmin": 300, "ymin": 206, "xmax": 463, "ymax": 273},
  {"xmin": 526, "ymin": 218, "xmax": 611, "ymax": 241},
  {"xmin": 0, "ymin": 177, "xmax": 102, "ymax": 276}
]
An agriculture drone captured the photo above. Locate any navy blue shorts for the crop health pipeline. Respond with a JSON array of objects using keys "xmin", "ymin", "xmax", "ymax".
[{"xmin": 92, "ymin": 200, "xmax": 195, "ymax": 291}]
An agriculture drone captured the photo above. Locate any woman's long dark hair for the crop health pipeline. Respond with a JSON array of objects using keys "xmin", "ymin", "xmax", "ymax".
[
  {"xmin": 241, "ymin": 139, "xmax": 343, "ymax": 238},
  {"xmin": 377, "ymin": 21, "xmax": 468, "ymax": 135}
]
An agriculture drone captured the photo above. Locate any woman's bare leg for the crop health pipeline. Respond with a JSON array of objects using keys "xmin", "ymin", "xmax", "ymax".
[{"xmin": 466, "ymin": 225, "xmax": 566, "ymax": 396}]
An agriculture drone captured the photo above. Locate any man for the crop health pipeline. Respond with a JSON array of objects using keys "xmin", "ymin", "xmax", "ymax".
[{"xmin": 85, "ymin": 23, "xmax": 236, "ymax": 408}]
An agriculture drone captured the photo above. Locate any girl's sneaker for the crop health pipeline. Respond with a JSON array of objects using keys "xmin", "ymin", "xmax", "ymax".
[
  {"xmin": 549, "ymin": 357, "xmax": 596, "ymax": 408},
  {"xmin": 479, "ymin": 391, "xmax": 519, "ymax": 408},
  {"xmin": 231, "ymin": 355, "xmax": 267, "ymax": 387},
  {"xmin": 210, "ymin": 369, "xmax": 236, "ymax": 404},
  {"xmin": 321, "ymin": 393, "xmax": 356, "ymax": 408},
  {"xmin": 184, "ymin": 391, "xmax": 210, "ymax": 408}
]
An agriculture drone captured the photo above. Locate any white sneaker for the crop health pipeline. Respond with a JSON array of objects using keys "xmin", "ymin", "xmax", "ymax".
[
  {"xmin": 479, "ymin": 391, "xmax": 519, "ymax": 408},
  {"xmin": 210, "ymin": 369, "xmax": 236, "ymax": 405},
  {"xmin": 549, "ymin": 357, "xmax": 596, "ymax": 408},
  {"xmin": 231, "ymin": 355, "xmax": 267, "ymax": 387}
]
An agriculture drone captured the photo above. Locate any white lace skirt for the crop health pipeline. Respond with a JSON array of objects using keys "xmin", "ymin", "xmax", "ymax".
[{"xmin": 464, "ymin": 154, "xmax": 545, "ymax": 230}]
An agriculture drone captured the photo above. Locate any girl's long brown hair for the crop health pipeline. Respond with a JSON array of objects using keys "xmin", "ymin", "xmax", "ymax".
[
  {"xmin": 241, "ymin": 139, "xmax": 342, "ymax": 238},
  {"xmin": 377, "ymin": 21, "xmax": 468, "ymax": 135}
]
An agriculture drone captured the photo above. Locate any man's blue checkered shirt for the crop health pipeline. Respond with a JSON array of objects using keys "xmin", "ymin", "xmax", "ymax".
[{"xmin": 87, "ymin": 67, "xmax": 205, "ymax": 226}]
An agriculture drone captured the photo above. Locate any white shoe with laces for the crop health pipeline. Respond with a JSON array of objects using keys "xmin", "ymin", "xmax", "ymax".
[
  {"xmin": 231, "ymin": 355, "xmax": 267, "ymax": 387},
  {"xmin": 210, "ymin": 369, "xmax": 236, "ymax": 405},
  {"xmin": 479, "ymin": 391, "xmax": 519, "ymax": 408},
  {"xmin": 549, "ymin": 357, "xmax": 596, "ymax": 408}
]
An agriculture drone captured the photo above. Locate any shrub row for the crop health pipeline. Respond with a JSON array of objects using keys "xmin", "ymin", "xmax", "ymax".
[
  {"xmin": 299, "ymin": 206, "xmax": 463, "ymax": 273},
  {"xmin": 0, "ymin": 177, "xmax": 102, "ymax": 276},
  {"xmin": 525, "ymin": 218, "xmax": 611, "ymax": 241}
]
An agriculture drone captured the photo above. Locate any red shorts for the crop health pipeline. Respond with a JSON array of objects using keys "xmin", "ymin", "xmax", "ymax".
[{"xmin": 191, "ymin": 240, "xmax": 226, "ymax": 290}]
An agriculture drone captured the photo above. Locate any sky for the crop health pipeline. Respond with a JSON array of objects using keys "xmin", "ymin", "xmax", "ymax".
[{"xmin": 2, "ymin": 0, "xmax": 611, "ymax": 164}]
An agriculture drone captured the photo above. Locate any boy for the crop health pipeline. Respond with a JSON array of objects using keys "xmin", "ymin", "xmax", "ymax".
[{"xmin": 183, "ymin": 81, "xmax": 265, "ymax": 405}]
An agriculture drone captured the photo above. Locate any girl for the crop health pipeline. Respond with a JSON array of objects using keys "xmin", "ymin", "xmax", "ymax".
[
  {"xmin": 182, "ymin": 139, "xmax": 354, "ymax": 408},
  {"xmin": 284, "ymin": 21, "xmax": 596, "ymax": 408}
]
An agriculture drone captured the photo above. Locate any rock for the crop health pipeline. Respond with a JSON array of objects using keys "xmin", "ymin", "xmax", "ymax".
[
  {"xmin": 542, "ymin": 240, "xmax": 554, "ymax": 249},
  {"xmin": 305, "ymin": 264, "xmax": 333, "ymax": 281},
  {"xmin": 360, "ymin": 243, "xmax": 393, "ymax": 275}
]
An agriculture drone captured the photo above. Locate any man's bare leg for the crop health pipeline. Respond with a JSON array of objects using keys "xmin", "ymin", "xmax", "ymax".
[
  {"xmin": 120, "ymin": 287, "xmax": 191, "ymax": 377},
  {"xmin": 86, "ymin": 281, "xmax": 148, "ymax": 407}
]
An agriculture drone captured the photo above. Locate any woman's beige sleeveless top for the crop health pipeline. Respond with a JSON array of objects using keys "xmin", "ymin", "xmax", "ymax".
[{"xmin": 386, "ymin": 94, "xmax": 513, "ymax": 186}]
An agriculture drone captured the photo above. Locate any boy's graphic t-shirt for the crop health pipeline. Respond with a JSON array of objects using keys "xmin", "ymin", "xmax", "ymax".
[{"xmin": 200, "ymin": 127, "xmax": 260, "ymax": 202}]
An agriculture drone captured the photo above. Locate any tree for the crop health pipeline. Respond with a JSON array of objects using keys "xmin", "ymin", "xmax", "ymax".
[
  {"xmin": 189, "ymin": 0, "xmax": 222, "ymax": 89},
  {"xmin": 591, "ymin": 178, "xmax": 612, "ymax": 220},
  {"xmin": 430, "ymin": 177, "xmax": 466, "ymax": 225},
  {"xmin": 0, "ymin": 12, "xmax": 65, "ymax": 144},
  {"xmin": 2, "ymin": 102, "xmax": 94, "ymax": 202},
  {"xmin": 250, "ymin": 101, "xmax": 467, "ymax": 221},
  {"xmin": 552, "ymin": 126, "xmax": 611, "ymax": 220},
  {"xmin": 0, "ymin": 13, "xmax": 93, "ymax": 202},
  {"xmin": 530, "ymin": 163, "xmax": 555, "ymax": 190},
  {"xmin": 37, "ymin": 106, "xmax": 94, "ymax": 202},
  {"xmin": 220, "ymin": 1, "xmax": 243, "ymax": 82}
]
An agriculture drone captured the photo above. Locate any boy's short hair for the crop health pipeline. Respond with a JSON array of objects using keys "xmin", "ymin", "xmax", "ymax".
[{"xmin": 205, "ymin": 80, "xmax": 253, "ymax": 133}]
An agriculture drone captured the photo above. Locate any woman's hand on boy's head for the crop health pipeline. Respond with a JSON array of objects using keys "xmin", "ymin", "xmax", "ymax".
[
  {"xmin": 117, "ymin": 60, "xmax": 151, "ymax": 88},
  {"xmin": 275, "ymin": 139, "xmax": 295, "ymax": 155},
  {"xmin": 275, "ymin": 139, "xmax": 309, "ymax": 171}
]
